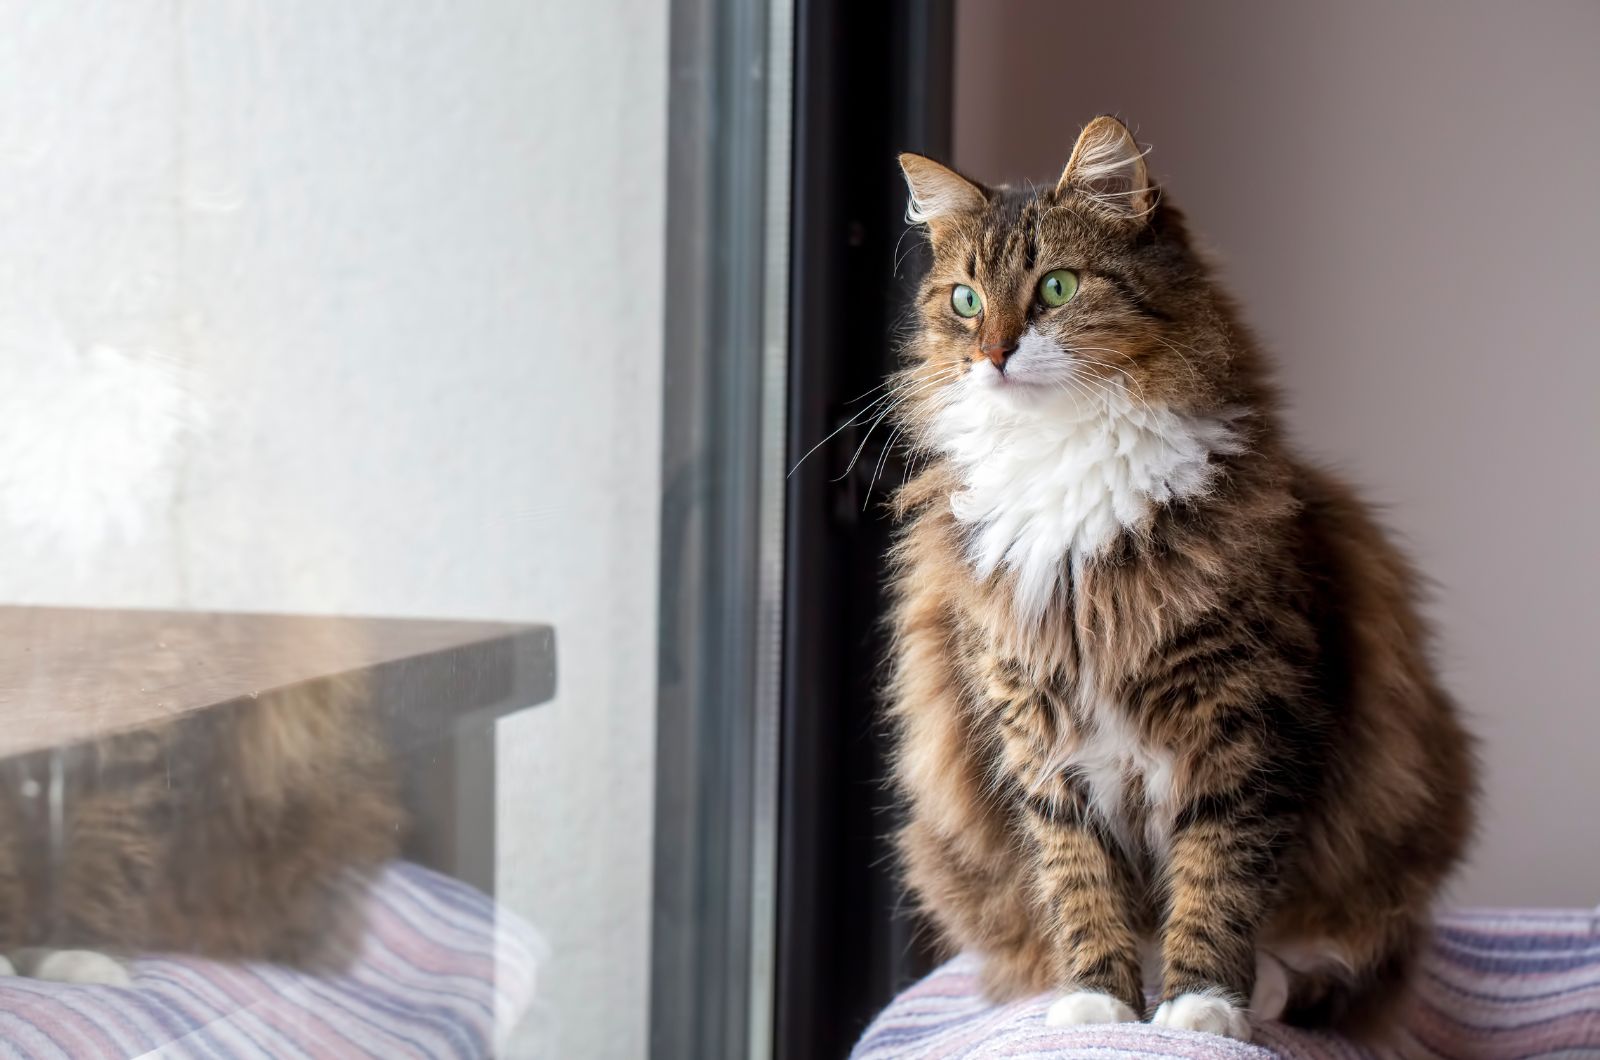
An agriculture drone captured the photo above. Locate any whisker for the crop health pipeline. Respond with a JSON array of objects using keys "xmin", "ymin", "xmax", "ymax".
[
  {"xmin": 829, "ymin": 369, "xmax": 961, "ymax": 483},
  {"xmin": 1073, "ymin": 368, "xmax": 1152, "ymax": 420},
  {"xmin": 835, "ymin": 399, "xmax": 901, "ymax": 483},
  {"xmin": 1145, "ymin": 335, "xmax": 1204, "ymax": 388},
  {"xmin": 1059, "ymin": 371, "xmax": 1107, "ymax": 411},
  {"xmin": 1068, "ymin": 357, "xmax": 1147, "ymax": 399},
  {"xmin": 892, "ymin": 224, "xmax": 922, "ymax": 277},
  {"xmin": 787, "ymin": 365, "xmax": 959, "ymax": 477},
  {"xmin": 844, "ymin": 374, "xmax": 901, "ymax": 407},
  {"xmin": 1065, "ymin": 346, "xmax": 1161, "ymax": 417},
  {"xmin": 788, "ymin": 392, "xmax": 899, "ymax": 477},
  {"xmin": 863, "ymin": 423, "xmax": 905, "ymax": 511},
  {"xmin": 1069, "ymin": 372, "xmax": 1121, "ymax": 409}
]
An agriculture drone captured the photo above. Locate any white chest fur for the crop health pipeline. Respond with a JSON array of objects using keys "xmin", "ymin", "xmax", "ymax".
[
  {"xmin": 932, "ymin": 349, "xmax": 1238, "ymax": 620},
  {"xmin": 1055, "ymin": 678, "xmax": 1178, "ymax": 856}
]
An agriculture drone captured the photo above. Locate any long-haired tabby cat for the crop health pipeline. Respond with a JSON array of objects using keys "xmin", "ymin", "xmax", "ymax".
[{"xmin": 886, "ymin": 116, "xmax": 1474, "ymax": 1041}]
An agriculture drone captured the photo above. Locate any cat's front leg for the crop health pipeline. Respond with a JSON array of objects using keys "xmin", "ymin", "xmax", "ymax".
[
  {"xmin": 1021, "ymin": 794, "xmax": 1145, "ymax": 1026},
  {"xmin": 1152, "ymin": 757, "xmax": 1288, "ymax": 1041}
]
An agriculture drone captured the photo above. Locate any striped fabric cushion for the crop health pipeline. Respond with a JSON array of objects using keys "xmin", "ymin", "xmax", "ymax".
[
  {"xmin": 854, "ymin": 908, "xmax": 1600, "ymax": 1059},
  {"xmin": 0, "ymin": 862, "xmax": 543, "ymax": 1060}
]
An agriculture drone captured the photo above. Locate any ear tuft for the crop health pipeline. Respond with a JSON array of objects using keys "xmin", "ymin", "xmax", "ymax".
[
  {"xmin": 899, "ymin": 153, "xmax": 987, "ymax": 228},
  {"xmin": 1057, "ymin": 117, "xmax": 1155, "ymax": 220}
]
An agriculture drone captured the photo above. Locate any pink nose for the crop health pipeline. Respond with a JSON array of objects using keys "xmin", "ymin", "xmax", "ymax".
[{"xmin": 981, "ymin": 345, "xmax": 1014, "ymax": 369}]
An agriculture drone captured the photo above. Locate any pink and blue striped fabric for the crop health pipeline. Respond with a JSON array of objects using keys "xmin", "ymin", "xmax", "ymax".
[
  {"xmin": 854, "ymin": 908, "xmax": 1600, "ymax": 1059},
  {"xmin": 0, "ymin": 863, "xmax": 542, "ymax": 1059}
]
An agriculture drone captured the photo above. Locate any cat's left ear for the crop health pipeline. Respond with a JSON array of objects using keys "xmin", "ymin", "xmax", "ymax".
[
  {"xmin": 1057, "ymin": 116, "xmax": 1155, "ymax": 221},
  {"xmin": 899, "ymin": 153, "xmax": 988, "ymax": 233}
]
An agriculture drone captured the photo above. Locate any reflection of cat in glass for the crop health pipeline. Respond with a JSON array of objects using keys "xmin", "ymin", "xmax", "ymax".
[{"xmin": 0, "ymin": 675, "xmax": 405, "ymax": 985}]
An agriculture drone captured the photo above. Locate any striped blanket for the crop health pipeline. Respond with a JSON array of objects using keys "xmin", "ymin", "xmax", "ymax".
[
  {"xmin": 855, "ymin": 908, "xmax": 1600, "ymax": 1059},
  {"xmin": 0, "ymin": 862, "xmax": 543, "ymax": 1059}
]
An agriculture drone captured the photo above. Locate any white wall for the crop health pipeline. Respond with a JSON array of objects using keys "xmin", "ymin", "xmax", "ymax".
[
  {"xmin": 955, "ymin": 0, "xmax": 1600, "ymax": 905},
  {"xmin": 0, "ymin": 2, "xmax": 666, "ymax": 1055}
]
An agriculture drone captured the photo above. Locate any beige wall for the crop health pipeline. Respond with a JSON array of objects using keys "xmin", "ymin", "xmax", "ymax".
[{"xmin": 954, "ymin": 0, "xmax": 1599, "ymax": 905}]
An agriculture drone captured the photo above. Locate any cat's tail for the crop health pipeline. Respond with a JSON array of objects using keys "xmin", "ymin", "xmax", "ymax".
[{"xmin": 1253, "ymin": 921, "xmax": 1424, "ymax": 1046}]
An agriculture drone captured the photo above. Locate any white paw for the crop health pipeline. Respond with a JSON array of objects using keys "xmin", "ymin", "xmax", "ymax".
[
  {"xmin": 1045, "ymin": 990, "xmax": 1140, "ymax": 1027},
  {"xmin": 1152, "ymin": 992, "xmax": 1251, "ymax": 1040},
  {"xmin": 29, "ymin": 950, "xmax": 132, "ymax": 987}
]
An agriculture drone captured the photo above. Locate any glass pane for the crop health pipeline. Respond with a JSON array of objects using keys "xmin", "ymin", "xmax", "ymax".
[{"xmin": 0, "ymin": 2, "xmax": 784, "ymax": 1057}]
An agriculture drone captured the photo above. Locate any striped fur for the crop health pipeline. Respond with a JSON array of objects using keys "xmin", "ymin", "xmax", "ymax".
[{"xmin": 887, "ymin": 117, "xmax": 1476, "ymax": 1040}]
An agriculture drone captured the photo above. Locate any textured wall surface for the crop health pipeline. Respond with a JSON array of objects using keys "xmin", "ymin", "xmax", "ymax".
[
  {"xmin": 954, "ymin": 0, "xmax": 1600, "ymax": 905},
  {"xmin": 0, "ymin": 3, "xmax": 666, "ymax": 1054}
]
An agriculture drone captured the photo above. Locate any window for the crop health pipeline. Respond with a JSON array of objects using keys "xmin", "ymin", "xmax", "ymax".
[{"xmin": 0, "ymin": 3, "xmax": 773, "ymax": 1057}]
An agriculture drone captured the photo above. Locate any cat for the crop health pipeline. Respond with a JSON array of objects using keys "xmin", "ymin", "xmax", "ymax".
[
  {"xmin": 885, "ymin": 116, "xmax": 1475, "ymax": 1041},
  {"xmin": 0, "ymin": 653, "xmax": 404, "ymax": 985}
]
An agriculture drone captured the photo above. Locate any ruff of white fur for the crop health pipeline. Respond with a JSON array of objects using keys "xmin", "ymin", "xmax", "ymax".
[{"xmin": 932, "ymin": 333, "xmax": 1239, "ymax": 619}]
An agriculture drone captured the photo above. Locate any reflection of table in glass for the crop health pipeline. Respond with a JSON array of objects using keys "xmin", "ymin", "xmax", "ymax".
[
  {"xmin": 0, "ymin": 607, "xmax": 557, "ymax": 897},
  {"xmin": 0, "ymin": 608, "xmax": 554, "ymax": 1049}
]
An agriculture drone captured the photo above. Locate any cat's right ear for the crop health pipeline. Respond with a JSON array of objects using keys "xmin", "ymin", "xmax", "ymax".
[
  {"xmin": 1057, "ymin": 117, "xmax": 1154, "ymax": 221},
  {"xmin": 899, "ymin": 154, "xmax": 987, "ymax": 235}
]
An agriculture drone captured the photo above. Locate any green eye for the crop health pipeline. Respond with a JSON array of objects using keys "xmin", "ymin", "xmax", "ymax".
[
  {"xmin": 1038, "ymin": 269, "xmax": 1079, "ymax": 307},
  {"xmin": 951, "ymin": 284, "xmax": 983, "ymax": 318}
]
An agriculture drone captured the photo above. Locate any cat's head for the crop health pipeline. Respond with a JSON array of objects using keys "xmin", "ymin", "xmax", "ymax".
[{"xmin": 898, "ymin": 116, "xmax": 1245, "ymax": 425}]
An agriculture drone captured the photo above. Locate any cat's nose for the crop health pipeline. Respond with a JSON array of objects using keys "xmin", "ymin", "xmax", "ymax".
[{"xmin": 980, "ymin": 344, "xmax": 1015, "ymax": 370}]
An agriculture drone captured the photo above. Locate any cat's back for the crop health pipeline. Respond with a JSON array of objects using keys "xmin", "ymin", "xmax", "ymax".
[
  {"xmin": 1286, "ymin": 459, "xmax": 1475, "ymax": 874},
  {"xmin": 1291, "ymin": 461, "xmax": 1448, "ymax": 693}
]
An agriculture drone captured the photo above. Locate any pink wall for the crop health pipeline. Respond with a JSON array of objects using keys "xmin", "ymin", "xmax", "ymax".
[{"xmin": 954, "ymin": 0, "xmax": 1600, "ymax": 905}]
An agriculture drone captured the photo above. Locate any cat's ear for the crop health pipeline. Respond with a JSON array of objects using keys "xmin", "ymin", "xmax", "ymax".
[
  {"xmin": 1057, "ymin": 116, "xmax": 1154, "ymax": 221},
  {"xmin": 899, "ymin": 153, "xmax": 987, "ymax": 232}
]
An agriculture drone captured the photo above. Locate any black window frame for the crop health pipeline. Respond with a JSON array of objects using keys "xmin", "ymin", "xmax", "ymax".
[
  {"xmin": 778, "ymin": 3, "xmax": 955, "ymax": 1057},
  {"xmin": 651, "ymin": 1, "xmax": 953, "ymax": 1056}
]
